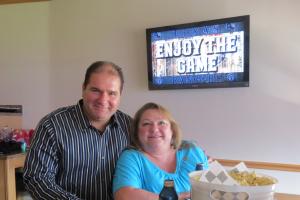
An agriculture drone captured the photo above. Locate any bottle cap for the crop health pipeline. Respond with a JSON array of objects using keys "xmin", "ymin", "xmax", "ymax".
[
  {"xmin": 195, "ymin": 163, "xmax": 203, "ymax": 170},
  {"xmin": 164, "ymin": 179, "xmax": 174, "ymax": 187}
]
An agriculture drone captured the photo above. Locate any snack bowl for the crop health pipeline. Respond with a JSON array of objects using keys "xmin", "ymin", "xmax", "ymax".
[{"xmin": 189, "ymin": 171, "xmax": 278, "ymax": 200}]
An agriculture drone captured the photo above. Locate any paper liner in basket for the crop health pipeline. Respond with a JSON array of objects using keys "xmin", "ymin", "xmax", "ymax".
[
  {"xmin": 230, "ymin": 162, "xmax": 250, "ymax": 173},
  {"xmin": 199, "ymin": 160, "xmax": 239, "ymax": 185}
]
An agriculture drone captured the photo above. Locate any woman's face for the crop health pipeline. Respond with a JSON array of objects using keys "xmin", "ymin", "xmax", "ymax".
[{"xmin": 138, "ymin": 109, "xmax": 173, "ymax": 151}]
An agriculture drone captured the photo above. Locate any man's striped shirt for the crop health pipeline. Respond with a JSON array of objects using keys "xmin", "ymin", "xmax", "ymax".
[{"xmin": 23, "ymin": 100, "xmax": 132, "ymax": 200}]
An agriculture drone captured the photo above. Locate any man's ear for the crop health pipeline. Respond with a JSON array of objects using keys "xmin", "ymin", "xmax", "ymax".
[{"xmin": 82, "ymin": 84, "xmax": 86, "ymax": 97}]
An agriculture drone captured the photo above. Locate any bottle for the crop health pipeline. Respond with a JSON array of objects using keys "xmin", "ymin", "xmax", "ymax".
[{"xmin": 159, "ymin": 179, "xmax": 178, "ymax": 200}]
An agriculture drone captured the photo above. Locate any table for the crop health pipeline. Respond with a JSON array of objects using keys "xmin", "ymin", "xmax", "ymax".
[{"xmin": 0, "ymin": 152, "xmax": 26, "ymax": 200}]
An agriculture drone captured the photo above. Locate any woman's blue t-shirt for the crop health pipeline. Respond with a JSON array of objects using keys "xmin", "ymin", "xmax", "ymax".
[{"xmin": 113, "ymin": 141, "xmax": 208, "ymax": 195}]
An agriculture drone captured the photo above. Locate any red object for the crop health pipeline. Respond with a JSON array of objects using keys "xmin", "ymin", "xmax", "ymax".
[
  {"xmin": 11, "ymin": 129, "xmax": 35, "ymax": 146},
  {"xmin": 28, "ymin": 129, "xmax": 35, "ymax": 138}
]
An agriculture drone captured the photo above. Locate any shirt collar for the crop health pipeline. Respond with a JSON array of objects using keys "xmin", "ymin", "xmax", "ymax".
[{"xmin": 76, "ymin": 99, "xmax": 91, "ymax": 130}]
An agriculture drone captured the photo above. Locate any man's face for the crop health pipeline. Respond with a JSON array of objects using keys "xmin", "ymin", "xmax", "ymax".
[{"xmin": 82, "ymin": 71, "xmax": 121, "ymax": 124}]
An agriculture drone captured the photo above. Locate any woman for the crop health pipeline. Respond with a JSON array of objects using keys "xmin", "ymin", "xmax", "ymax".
[{"xmin": 113, "ymin": 102, "xmax": 209, "ymax": 200}]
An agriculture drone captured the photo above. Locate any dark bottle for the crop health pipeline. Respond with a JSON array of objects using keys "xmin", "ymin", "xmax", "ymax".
[
  {"xmin": 195, "ymin": 163, "xmax": 204, "ymax": 171},
  {"xmin": 159, "ymin": 179, "xmax": 178, "ymax": 200}
]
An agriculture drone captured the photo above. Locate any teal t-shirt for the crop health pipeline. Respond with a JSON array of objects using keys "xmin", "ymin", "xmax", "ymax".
[{"xmin": 113, "ymin": 141, "xmax": 208, "ymax": 195}]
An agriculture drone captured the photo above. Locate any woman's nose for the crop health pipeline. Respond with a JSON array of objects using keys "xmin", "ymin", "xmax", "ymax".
[{"xmin": 150, "ymin": 123, "xmax": 159, "ymax": 132}]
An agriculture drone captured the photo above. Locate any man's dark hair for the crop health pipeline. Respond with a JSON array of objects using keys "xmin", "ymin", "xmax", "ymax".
[{"xmin": 83, "ymin": 61, "xmax": 124, "ymax": 92}]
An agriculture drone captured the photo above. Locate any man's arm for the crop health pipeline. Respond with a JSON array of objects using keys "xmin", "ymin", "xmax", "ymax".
[{"xmin": 23, "ymin": 119, "xmax": 80, "ymax": 200}]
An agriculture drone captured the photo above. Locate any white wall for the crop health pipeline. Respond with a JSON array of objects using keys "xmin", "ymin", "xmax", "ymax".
[
  {"xmin": 47, "ymin": 0, "xmax": 300, "ymax": 163},
  {"xmin": 0, "ymin": 2, "xmax": 51, "ymax": 129},
  {"xmin": 1, "ymin": 0, "xmax": 299, "ymax": 194}
]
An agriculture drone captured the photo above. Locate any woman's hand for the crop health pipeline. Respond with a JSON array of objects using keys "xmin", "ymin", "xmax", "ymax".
[
  {"xmin": 178, "ymin": 192, "xmax": 190, "ymax": 200},
  {"xmin": 207, "ymin": 155, "xmax": 214, "ymax": 164}
]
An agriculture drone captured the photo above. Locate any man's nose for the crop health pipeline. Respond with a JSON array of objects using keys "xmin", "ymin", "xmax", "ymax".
[{"xmin": 97, "ymin": 92, "xmax": 108, "ymax": 102}]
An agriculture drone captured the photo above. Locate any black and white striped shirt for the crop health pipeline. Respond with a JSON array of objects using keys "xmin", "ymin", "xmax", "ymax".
[{"xmin": 23, "ymin": 100, "xmax": 132, "ymax": 200}]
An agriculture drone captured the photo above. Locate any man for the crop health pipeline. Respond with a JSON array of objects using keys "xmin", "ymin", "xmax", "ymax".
[{"xmin": 23, "ymin": 61, "xmax": 132, "ymax": 200}]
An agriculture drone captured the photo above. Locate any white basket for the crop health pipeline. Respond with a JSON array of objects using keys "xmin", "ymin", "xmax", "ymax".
[{"xmin": 189, "ymin": 171, "xmax": 277, "ymax": 200}]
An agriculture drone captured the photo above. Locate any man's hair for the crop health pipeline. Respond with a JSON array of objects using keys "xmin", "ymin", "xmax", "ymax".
[
  {"xmin": 83, "ymin": 61, "xmax": 124, "ymax": 92},
  {"xmin": 131, "ymin": 102, "xmax": 182, "ymax": 150}
]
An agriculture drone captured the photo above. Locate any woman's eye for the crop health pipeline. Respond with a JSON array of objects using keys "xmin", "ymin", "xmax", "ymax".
[
  {"xmin": 158, "ymin": 121, "xmax": 168, "ymax": 126},
  {"xmin": 141, "ymin": 122, "xmax": 151, "ymax": 126}
]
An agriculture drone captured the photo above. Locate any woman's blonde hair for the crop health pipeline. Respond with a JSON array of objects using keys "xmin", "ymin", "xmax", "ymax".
[{"xmin": 131, "ymin": 102, "xmax": 182, "ymax": 150}]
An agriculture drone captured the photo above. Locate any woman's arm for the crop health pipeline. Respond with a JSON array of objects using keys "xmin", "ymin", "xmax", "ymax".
[{"xmin": 115, "ymin": 187, "xmax": 190, "ymax": 200}]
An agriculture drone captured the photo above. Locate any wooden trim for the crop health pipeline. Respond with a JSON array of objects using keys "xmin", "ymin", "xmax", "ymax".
[
  {"xmin": 275, "ymin": 193, "xmax": 300, "ymax": 200},
  {"xmin": 217, "ymin": 158, "xmax": 300, "ymax": 172},
  {"xmin": 0, "ymin": 0, "xmax": 49, "ymax": 5}
]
